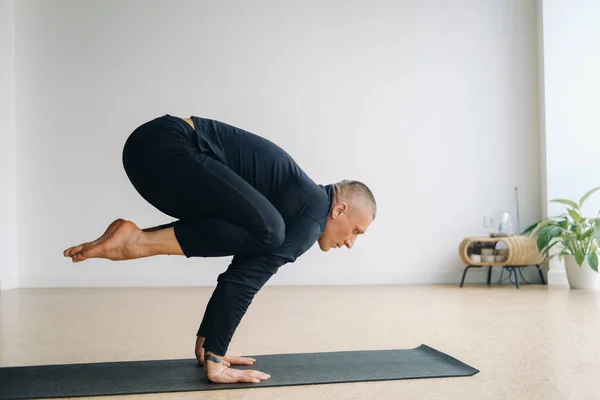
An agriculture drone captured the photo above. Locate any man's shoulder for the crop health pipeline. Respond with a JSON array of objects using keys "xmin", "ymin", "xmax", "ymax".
[
  {"xmin": 286, "ymin": 178, "xmax": 330, "ymax": 221},
  {"xmin": 297, "ymin": 177, "xmax": 329, "ymax": 201}
]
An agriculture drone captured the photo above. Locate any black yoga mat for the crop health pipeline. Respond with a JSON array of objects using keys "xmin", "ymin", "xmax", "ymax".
[{"xmin": 0, "ymin": 344, "xmax": 478, "ymax": 399}]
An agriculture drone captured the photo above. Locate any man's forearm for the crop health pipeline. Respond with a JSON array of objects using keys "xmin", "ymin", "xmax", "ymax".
[
  {"xmin": 199, "ymin": 280, "xmax": 258, "ymax": 355},
  {"xmin": 197, "ymin": 257, "xmax": 276, "ymax": 356},
  {"xmin": 195, "ymin": 336, "xmax": 206, "ymax": 362},
  {"xmin": 196, "ymin": 336, "xmax": 225, "ymax": 359},
  {"xmin": 197, "ymin": 255, "xmax": 280, "ymax": 356}
]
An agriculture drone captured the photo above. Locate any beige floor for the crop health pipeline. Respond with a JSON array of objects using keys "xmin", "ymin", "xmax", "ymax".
[{"xmin": 1, "ymin": 283, "xmax": 599, "ymax": 400}]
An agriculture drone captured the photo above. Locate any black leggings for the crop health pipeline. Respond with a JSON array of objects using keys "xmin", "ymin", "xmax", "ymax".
[{"xmin": 121, "ymin": 115, "xmax": 285, "ymax": 257}]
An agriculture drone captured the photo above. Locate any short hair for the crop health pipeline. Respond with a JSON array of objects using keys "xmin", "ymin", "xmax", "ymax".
[{"xmin": 332, "ymin": 180, "xmax": 377, "ymax": 220}]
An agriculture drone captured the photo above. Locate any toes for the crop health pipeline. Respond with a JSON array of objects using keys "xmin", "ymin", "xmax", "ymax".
[
  {"xmin": 65, "ymin": 240, "xmax": 98, "ymax": 258},
  {"xmin": 73, "ymin": 247, "xmax": 96, "ymax": 262},
  {"xmin": 71, "ymin": 252, "xmax": 86, "ymax": 262},
  {"xmin": 64, "ymin": 244, "xmax": 84, "ymax": 257},
  {"xmin": 65, "ymin": 218, "xmax": 127, "ymax": 259},
  {"xmin": 72, "ymin": 253, "xmax": 88, "ymax": 263},
  {"xmin": 73, "ymin": 241, "xmax": 107, "ymax": 262}
]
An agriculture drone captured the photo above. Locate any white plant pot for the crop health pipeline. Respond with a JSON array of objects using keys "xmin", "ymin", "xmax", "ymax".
[{"xmin": 564, "ymin": 255, "xmax": 600, "ymax": 290}]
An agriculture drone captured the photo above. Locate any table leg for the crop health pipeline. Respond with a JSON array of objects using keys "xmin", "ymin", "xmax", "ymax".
[
  {"xmin": 513, "ymin": 267, "xmax": 520, "ymax": 289},
  {"xmin": 460, "ymin": 265, "xmax": 481, "ymax": 287},
  {"xmin": 536, "ymin": 265, "xmax": 546, "ymax": 285}
]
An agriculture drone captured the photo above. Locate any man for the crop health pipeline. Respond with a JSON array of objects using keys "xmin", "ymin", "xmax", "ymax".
[{"xmin": 63, "ymin": 114, "xmax": 376, "ymax": 384}]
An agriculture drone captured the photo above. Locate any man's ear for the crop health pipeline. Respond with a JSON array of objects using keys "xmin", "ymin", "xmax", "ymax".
[{"xmin": 332, "ymin": 202, "xmax": 348, "ymax": 219}]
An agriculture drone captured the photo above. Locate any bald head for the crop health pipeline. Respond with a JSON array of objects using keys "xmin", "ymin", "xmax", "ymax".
[
  {"xmin": 317, "ymin": 180, "xmax": 376, "ymax": 251},
  {"xmin": 332, "ymin": 180, "xmax": 377, "ymax": 220}
]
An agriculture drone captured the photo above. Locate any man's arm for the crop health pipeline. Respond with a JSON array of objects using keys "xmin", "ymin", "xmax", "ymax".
[
  {"xmin": 198, "ymin": 252, "xmax": 286, "ymax": 356},
  {"xmin": 197, "ymin": 217, "xmax": 322, "ymax": 383}
]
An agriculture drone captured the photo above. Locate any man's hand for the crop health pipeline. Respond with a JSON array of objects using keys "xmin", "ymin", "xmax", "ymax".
[
  {"xmin": 204, "ymin": 351, "xmax": 270, "ymax": 384},
  {"xmin": 195, "ymin": 336, "xmax": 256, "ymax": 367}
]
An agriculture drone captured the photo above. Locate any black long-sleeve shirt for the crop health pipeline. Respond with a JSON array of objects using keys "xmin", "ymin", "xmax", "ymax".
[{"xmin": 191, "ymin": 116, "xmax": 334, "ymax": 356}]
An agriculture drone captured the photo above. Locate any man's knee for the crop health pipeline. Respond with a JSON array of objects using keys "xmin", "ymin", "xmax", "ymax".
[{"xmin": 257, "ymin": 213, "xmax": 285, "ymax": 251}]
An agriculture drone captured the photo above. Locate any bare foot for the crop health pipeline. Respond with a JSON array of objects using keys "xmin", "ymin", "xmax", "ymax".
[
  {"xmin": 63, "ymin": 219, "xmax": 146, "ymax": 262},
  {"xmin": 63, "ymin": 218, "xmax": 126, "ymax": 258}
]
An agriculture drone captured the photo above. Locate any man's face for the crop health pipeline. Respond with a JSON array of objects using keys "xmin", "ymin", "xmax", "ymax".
[{"xmin": 318, "ymin": 202, "xmax": 373, "ymax": 251}]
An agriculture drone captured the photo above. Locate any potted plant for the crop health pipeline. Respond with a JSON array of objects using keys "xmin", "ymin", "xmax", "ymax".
[{"xmin": 524, "ymin": 186, "xmax": 600, "ymax": 289}]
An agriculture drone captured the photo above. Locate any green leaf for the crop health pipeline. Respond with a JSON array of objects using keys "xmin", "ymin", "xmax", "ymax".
[
  {"xmin": 579, "ymin": 186, "xmax": 600, "ymax": 209},
  {"xmin": 558, "ymin": 218, "xmax": 569, "ymax": 230},
  {"xmin": 541, "ymin": 240, "xmax": 560, "ymax": 258},
  {"xmin": 575, "ymin": 249, "xmax": 586, "ymax": 266},
  {"xmin": 551, "ymin": 199, "xmax": 579, "ymax": 210},
  {"xmin": 594, "ymin": 220, "xmax": 600, "ymax": 247},
  {"xmin": 559, "ymin": 249, "xmax": 570, "ymax": 258},
  {"xmin": 581, "ymin": 229, "xmax": 594, "ymax": 241},
  {"xmin": 568, "ymin": 208, "xmax": 583, "ymax": 224},
  {"xmin": 528, "ymin": 219, "xmax": 559, "ymax": 237},
  {"xmin": 521, "ymin": 221, "xmax": 539, "ymax": 235},
  {"xmin": 588, "ymin": 252, "xmax": 599, "ymax": 272},
  {"xmin": 537, "ymin": 225, "xmax": 563, "ymax": 251}
]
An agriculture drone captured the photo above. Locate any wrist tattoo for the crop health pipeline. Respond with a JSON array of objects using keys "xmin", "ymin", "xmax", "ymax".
[{"xmin": 205, "ymin": 354, "xmax": 222, "ymax": 364}]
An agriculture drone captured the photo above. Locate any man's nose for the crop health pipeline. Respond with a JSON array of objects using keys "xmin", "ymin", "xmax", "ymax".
[{"xmin": 345, "ymin": 238, "xmax": 355, "ymax": 248}]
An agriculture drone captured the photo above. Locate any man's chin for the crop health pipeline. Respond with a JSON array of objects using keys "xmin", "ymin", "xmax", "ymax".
[{"xmin": 318, "ymin": 241, "xmax": 331, "ymax": 251}]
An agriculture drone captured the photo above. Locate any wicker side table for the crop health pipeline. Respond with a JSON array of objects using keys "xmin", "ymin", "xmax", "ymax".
[{"xmin": 458, "ymin": 235, "xmax": 546, "ymax": 288}]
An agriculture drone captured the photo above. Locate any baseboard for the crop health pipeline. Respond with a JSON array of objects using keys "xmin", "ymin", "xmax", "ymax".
[
  {"xmin": 17, "ymin": 267, "xmax": 547, "ymax": 289},
  {"xmin": 20, "ymin": 272, "xmax": 453, "ymax": 288},
  {"xmin": 0, "ymin": 276, "xmax": 18, "ymax": 291}
]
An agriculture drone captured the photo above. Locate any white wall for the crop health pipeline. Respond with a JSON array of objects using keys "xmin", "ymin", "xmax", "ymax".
[
  {"xmin": 0, "ymin": 0, "xmax": 18, "ymax": 291},
  {"xmin": 15, "ymin": 0, "xmax": 542, "ymax": 288},
  {"xmin": 541, "ymin": 0, "xmax": 600, "ymax": 285}
]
